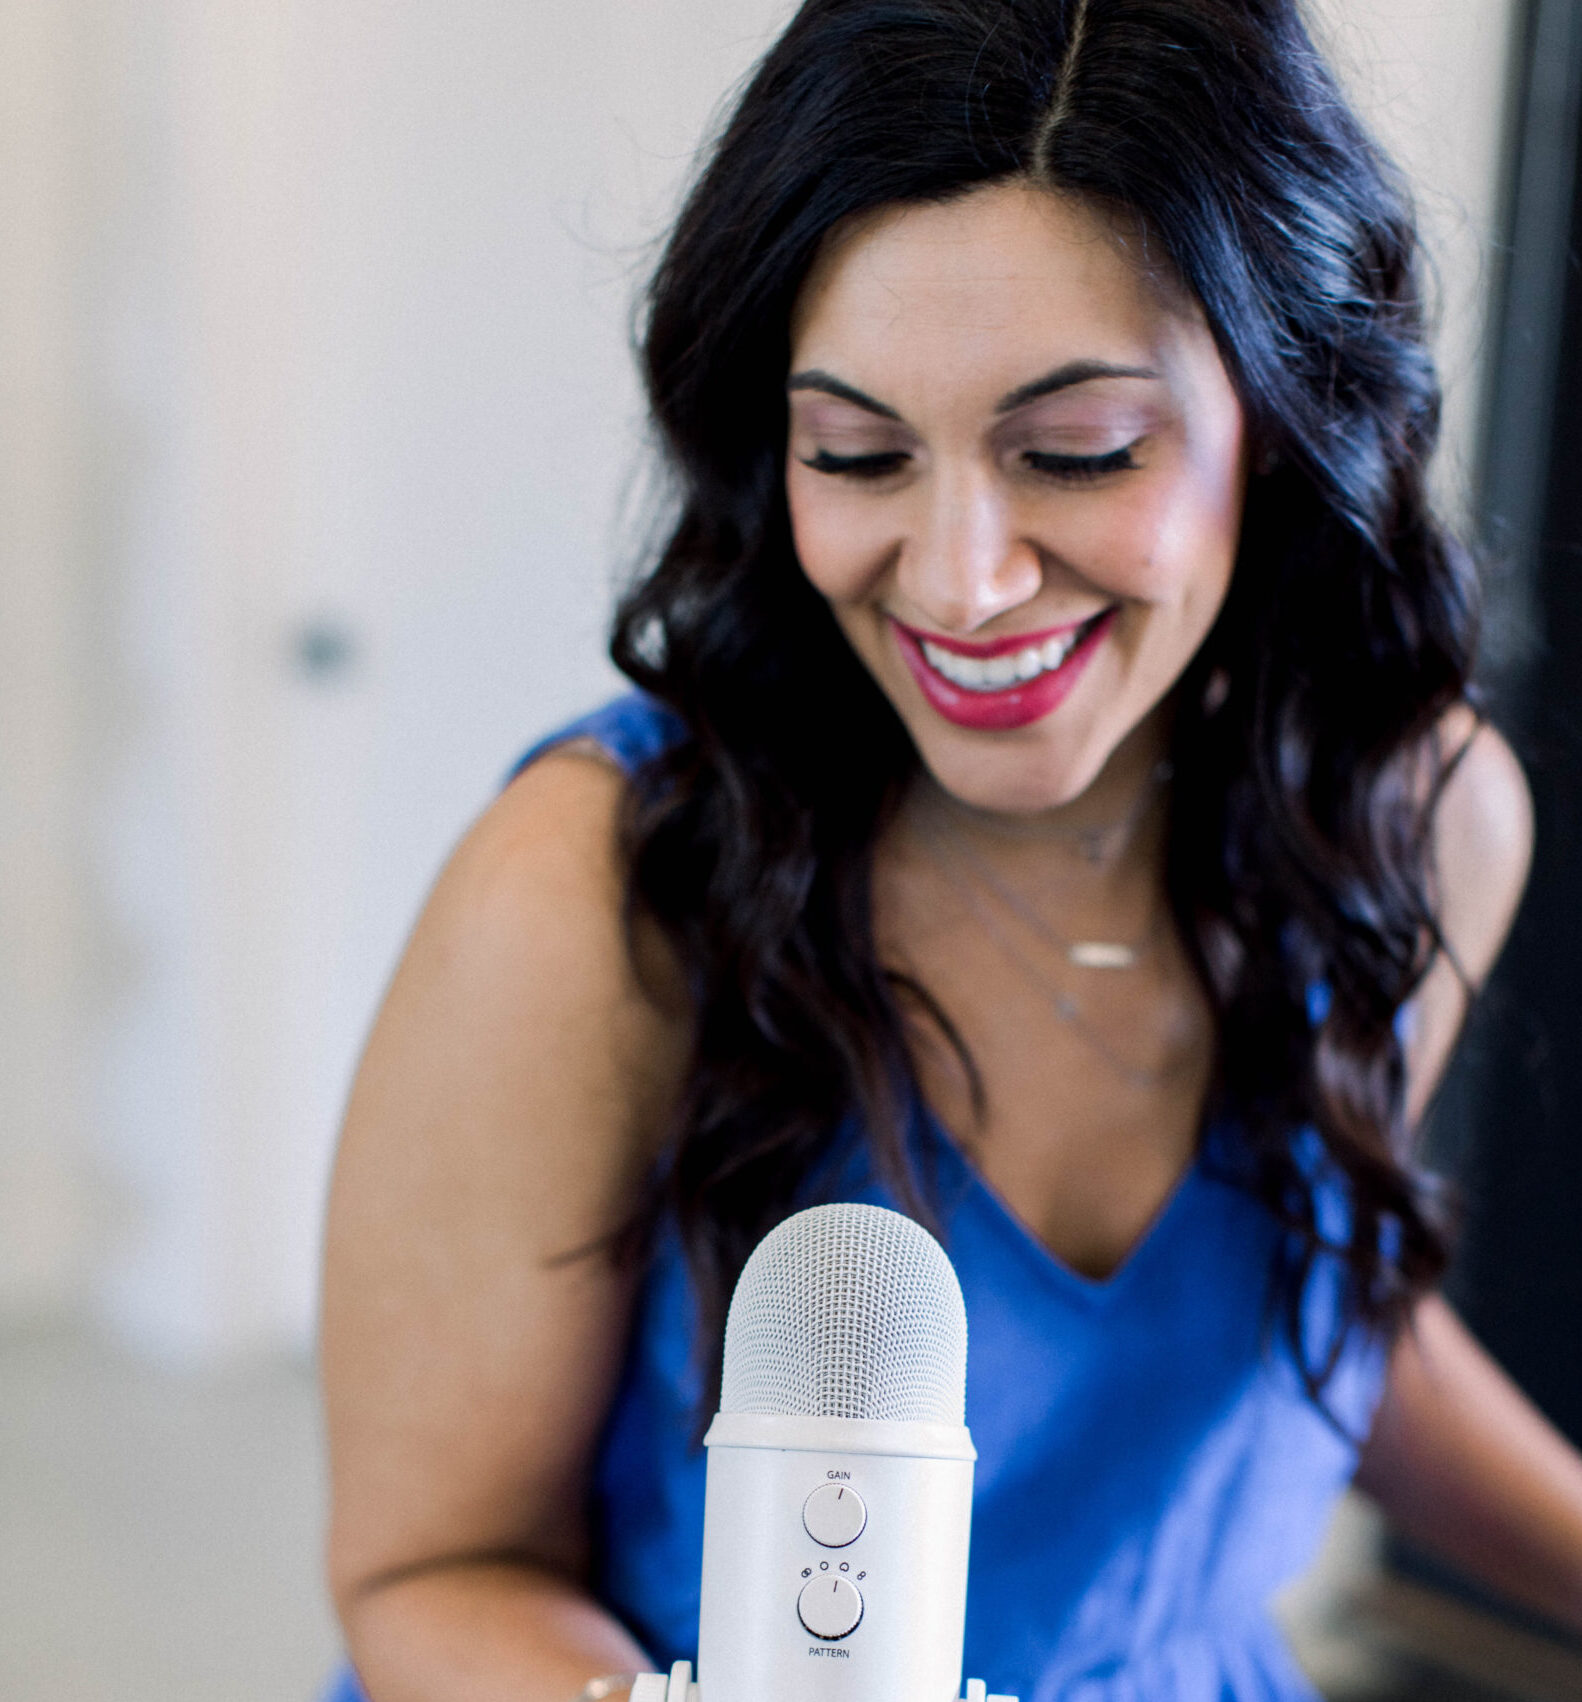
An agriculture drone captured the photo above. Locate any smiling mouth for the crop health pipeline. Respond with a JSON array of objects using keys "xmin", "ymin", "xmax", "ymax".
[{"xmin": 908, "ymin": 610, "xmax": 1115, "ymax": 694}]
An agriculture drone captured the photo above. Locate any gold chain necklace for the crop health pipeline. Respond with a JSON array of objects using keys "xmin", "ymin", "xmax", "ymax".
[
  {"xmin": 919, "ymin": 834, "xmax": 1189, "ymax": 1091},
  {"xmin": 939, "ymin": 819, "xmax": 1160, "ymax": 969},
  {"xmin": 915, "ymin": 762, "xmax": 1189, "ymax": 1091},
  {"xmin": 925, "ymin": 757, "xmax": 1171, "ymax": 967}
]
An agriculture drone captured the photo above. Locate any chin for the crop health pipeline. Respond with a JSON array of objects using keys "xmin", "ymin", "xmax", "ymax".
[{"xmin": 916, "ymin": 727, "xmax": 1110, "ymax": 816}]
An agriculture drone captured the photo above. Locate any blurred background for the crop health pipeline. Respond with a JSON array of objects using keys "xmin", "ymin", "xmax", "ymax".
[{"xmin": 1, "ymin": 1, "xmax": 1578, "ymax": 1698}]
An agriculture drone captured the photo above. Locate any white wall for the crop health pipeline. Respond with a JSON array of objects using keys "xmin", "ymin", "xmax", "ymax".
[
  {"xmin": 0, "ymin": 0, "xmax": 1522, "ymax": 1357},
  {"xmin": 0, "ymin": 0, "xmax": 103, "ymax": 1322},
  {"xmin": 1311, "ymin": 0, "xmax": 1522, "ymax": 514},
  {"xmin": 89, "ymin": 0, "xmax": 800, "ymax": 1358}
]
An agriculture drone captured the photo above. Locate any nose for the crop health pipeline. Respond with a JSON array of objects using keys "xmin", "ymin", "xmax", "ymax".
[{"xmin": 895, "ymin": 464, "xmax": 1043, "ymax": 634}]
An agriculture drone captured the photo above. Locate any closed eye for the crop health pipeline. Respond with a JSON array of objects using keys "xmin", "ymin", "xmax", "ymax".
[
  {"xmin": 1023, "ymin": 444, "xmax": 1141, "ymax": 482},
  {"xmin": 799, "ymin": 449, "xmax": 912, "ymax": 479}
]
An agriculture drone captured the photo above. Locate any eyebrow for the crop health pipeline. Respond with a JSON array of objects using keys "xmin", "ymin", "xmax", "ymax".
[
  {"xmin": 785, "ymin": 360, "xmax": 1159, "ymax": 421},
  {"xmin": 994, "ymin": 360, "xmax": 1160, "ymax": 413},
  {"xmin": 785, "ymin": 370, "xmax": 902, "ymax": 420}
]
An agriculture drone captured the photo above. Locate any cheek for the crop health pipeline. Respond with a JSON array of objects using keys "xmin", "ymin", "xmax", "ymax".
[
  {"xmin": 1098, "ymin": 456, "xmax": 1245, "ymax": 612},
  {"xmin": 1152, "ymin": 490, "xmax": 1240, "ymax": 608},
  {"xmin": 786, "ymin": 466, "xmax": 889, "ymax": 605},
  {"xmin": 1168, "ymin": 413, "xmax": 1248, "ymax": 601},
  {"xmin": 786, "ymin": 486, "xmax": 847, "ymax": 600}
]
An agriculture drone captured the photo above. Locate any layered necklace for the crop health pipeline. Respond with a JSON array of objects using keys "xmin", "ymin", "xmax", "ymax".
[{"xmin": 914, "ymin": 759, "xmax": 1194, "ymax": 1091}]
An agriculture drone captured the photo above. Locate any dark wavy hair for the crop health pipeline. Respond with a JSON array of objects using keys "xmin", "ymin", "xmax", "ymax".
[{"xmin": 606, "ymin": 0, "xmax": 1479, "ymax": 1407}]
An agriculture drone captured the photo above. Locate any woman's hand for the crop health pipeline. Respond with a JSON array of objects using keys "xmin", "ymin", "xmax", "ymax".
[{"xmin": 320, "ymin": 748, "xmax": 688, "ymax": 1702}]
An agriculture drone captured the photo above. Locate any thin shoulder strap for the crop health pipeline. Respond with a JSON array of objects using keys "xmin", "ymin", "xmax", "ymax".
[{"xmin": 506, "ymin": 691, "xmax": 689, "ymax": 783}]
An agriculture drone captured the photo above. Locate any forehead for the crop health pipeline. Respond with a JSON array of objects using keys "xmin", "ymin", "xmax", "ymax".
[{"xmin": 790, "ymin": 182, "xmax": 1198, "ymax": 397}]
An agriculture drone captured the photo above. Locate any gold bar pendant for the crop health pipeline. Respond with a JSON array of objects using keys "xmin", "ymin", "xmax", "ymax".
[{"xmin": 1067, "ymin": 941, "xmax": 1138, "ymax": 970}]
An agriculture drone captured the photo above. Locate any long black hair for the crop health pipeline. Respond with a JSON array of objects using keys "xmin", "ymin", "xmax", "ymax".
[{"xmin": 607, "ymin": 0, "xmax": 1478, "ymax": 1405}]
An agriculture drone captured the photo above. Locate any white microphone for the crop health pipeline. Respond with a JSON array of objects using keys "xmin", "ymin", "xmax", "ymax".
[{"xmin": 688, "ymin": 1202, "xmax": 1009, "ymax": 1702}]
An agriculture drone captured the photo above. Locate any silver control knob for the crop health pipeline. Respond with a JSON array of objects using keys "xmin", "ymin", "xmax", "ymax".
[
  {"xmin": 797, "ymin": 1575, "xmax": 864, "ymax": 1640},
  {"xmin": 802, "ymin": 1483, "xmax": 867, "ymax": 1547}
]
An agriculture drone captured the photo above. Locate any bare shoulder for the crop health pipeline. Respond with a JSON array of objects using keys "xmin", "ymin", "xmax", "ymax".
[
  {"xmin": 1429, "ymin": 705, "xmax": 1533, "ymax": 988},
  {"xmin": 322, "ymin": 745, "xmax": 689, "ymax": 1607},
  {"xmin": 331, "ymin": 740, "xmax": 691, "ymax": 1279},
  {"xmin": 1401, "ymin": 707, "xmax": 1532, "ymax": 1123},
  {"xmin": 411, "ymin": 743, "xmax": 687, "ymax": 1098},
  {"xmin": 439, "ymin": 742, "xmax": 632, "ymax": 963}
]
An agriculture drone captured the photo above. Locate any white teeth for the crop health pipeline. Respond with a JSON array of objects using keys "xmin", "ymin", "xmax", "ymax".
[
  {"xmin": 983, "ymin": 654, "xmax": 1017, "ymax": 687},
  {"xmin": 919, "ymin": 625, "xmax": 1089, "ymax": 693}
]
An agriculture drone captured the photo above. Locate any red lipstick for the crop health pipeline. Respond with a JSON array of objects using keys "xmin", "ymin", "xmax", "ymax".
[{"xmin": 890, "ymin": 608, "xmax": 1116, "ymax": 731}]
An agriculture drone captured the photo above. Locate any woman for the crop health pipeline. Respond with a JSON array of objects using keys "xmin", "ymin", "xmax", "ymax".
[{"xmin": 320, "ymin": 2, "xmax": 1582, "ymax": 1698}]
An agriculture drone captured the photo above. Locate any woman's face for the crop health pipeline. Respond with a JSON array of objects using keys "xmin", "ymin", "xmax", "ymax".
[{"xmin": 785, "ymin": 182, "xmax": 1248, "ymax": 816}]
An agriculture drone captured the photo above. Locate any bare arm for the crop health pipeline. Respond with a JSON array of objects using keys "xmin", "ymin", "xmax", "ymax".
[
  {"xmin": 1353, "ymin": 716, "xmax": 1582, "ymax": 1628},
  {"xmin": 321, "ymin": 750, "xmax": 690, "ymax": 1702},
  {"xmin": 1356, "ymin": 1294, "xmax": 1582, "ymax": 1634}
]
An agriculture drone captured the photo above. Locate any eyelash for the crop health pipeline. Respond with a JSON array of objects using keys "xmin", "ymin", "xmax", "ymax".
[
  {"xmin": 1023, "ymin": 444, "xmax": 1141, "ymax": 482},
  {"xmin": 799, "ymin": 450, "xmax": 910, "ymax": 479},
  {"xmin": 798, "ymin": 444, "xmax": 1141, "ymax": 482}
]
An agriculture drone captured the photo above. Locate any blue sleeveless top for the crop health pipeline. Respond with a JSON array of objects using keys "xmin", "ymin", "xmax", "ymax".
[{"xmin": 325, "ymin": 692, "xmax": 1387, "ymax": 1702}]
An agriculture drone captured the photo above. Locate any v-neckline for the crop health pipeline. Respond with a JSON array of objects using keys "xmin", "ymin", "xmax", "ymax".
[{"xmin": 921, "ymin": 1105, "xmax": 1204, "ymax": 1299}]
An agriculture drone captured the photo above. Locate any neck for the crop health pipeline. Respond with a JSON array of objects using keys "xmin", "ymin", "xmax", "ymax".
[{"xmin": 905, "ymin": 712, "xmax": 1173, "ymax": 890}]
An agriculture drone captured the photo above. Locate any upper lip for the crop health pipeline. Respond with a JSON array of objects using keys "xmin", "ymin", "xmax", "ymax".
[{"xmin": 889, "ymin": 610, "xmax": 1112, "ymax": 658}]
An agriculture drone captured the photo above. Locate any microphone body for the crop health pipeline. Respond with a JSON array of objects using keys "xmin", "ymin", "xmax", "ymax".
[
  {"xmin": 696, "ymin": 1204, "xmax": 977, "ymax": 1702},
  {"xmin": 699, "ymin": 1413, "xmax": 973, "ymax": 1702}
]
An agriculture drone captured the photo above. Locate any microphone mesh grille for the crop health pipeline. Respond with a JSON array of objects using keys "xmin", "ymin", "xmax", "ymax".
[{"xmin": 719, "ymin": 1202, "xmax": 967, "ymax": 1423}]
